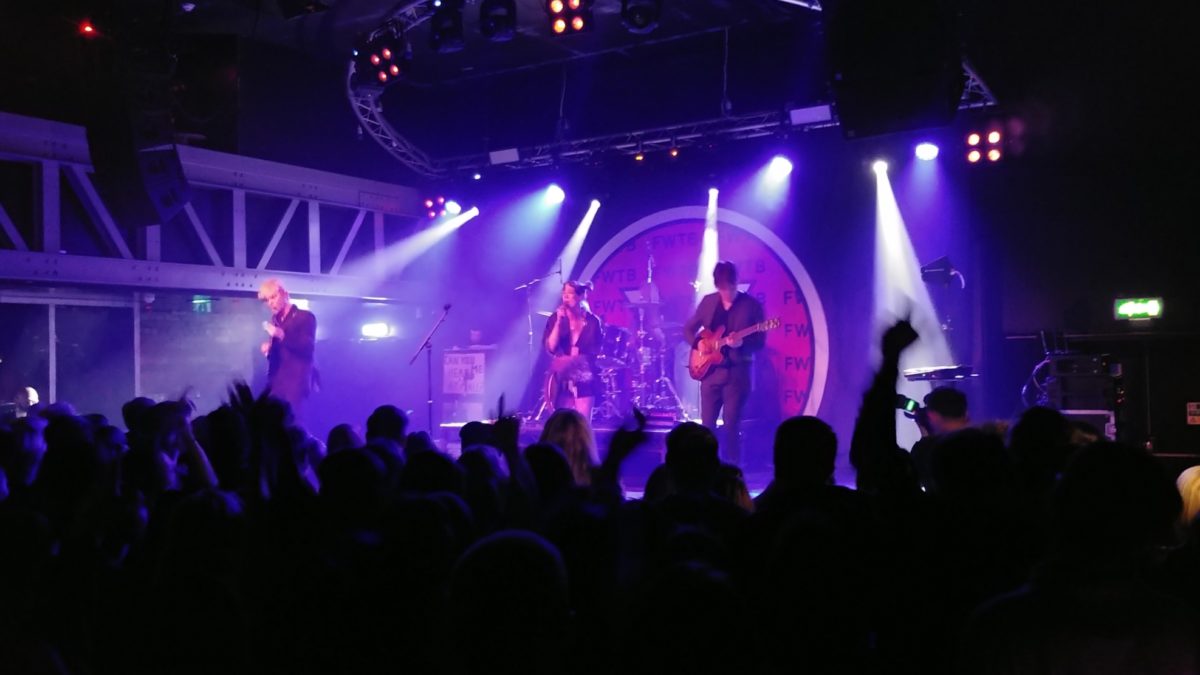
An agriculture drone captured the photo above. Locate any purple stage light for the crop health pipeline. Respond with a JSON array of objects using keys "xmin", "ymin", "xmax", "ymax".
[
  {"xmin": 766, "ymin": 155, "xmax": 793, "ymax": 182},
  {"xmin": 545, "ymin": 184, "xmax": 566, "ymax": 205}
]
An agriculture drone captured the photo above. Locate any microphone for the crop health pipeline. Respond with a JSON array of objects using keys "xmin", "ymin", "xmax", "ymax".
[{"xmin": 444, "ymin": 303, "xmax": 452, "ymax": 312}]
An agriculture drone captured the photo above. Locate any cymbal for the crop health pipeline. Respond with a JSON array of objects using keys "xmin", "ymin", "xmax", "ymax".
[
  {"xmin": 625, "ymin": 299, "xmax": 662, "ymax": 307},
  {"xmin": 536, "ymin": 310, "xmax": 553, "ymax": 317}
]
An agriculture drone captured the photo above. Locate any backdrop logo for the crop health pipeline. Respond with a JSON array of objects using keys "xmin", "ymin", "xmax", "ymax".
[{"xmin": 579, "ymin": 206, "xmax": 828, "ymax": 418}]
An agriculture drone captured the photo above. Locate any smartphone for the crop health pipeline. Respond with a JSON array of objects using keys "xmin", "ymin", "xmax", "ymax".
[{"xmin": 896, "ymin": 395, "xmax": 921, "ymax": 414}]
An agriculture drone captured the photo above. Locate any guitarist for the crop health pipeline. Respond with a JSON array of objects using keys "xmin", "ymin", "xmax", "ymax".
[{"xmin": 683, "ymin": 261, "xmax": 765, "ymax": 464}]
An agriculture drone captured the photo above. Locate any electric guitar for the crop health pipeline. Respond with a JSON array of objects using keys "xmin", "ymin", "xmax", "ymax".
[{"xmin": 688, "ymin": 318, "xmax": 781, "ymax": 380}]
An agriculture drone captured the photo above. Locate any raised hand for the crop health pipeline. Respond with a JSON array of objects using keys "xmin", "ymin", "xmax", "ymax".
[{"xmin": 882, "ymin": 319, "xmax": 918, "ymax": 358}]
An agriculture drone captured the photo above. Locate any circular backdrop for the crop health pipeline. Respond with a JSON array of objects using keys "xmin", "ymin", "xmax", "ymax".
[{"xmin": 578, "ymin": 206, "xmax": 828, "ymax": 418}]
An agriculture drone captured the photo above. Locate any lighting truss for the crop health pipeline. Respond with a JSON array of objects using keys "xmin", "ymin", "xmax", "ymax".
[{"xmin": 346, "ymin": 0, "xmax": 999, "ymax": 178}]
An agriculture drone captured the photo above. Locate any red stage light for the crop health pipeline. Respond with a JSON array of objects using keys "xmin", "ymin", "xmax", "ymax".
[
  {"xmin": 553, "ymin": 18, "xmax": 567, "ymax": 33},
  {"xmin": 79, "ymin": 20, "xmax": 98, "ymax": 36},
  {"xmin": 568, "ymin": 0, "xmax": 581, "ymax": 8},
  {"xmin": 381, "ymin": 48, "xmax": 392, "ymax": 60},
  {"xmin": 571, "ymin": 15, "xmax": 584, "ymax": 30},
  {"xmin": 424, "ymin": 199, "xmax": 435, "ymax": 208},
  {"xmin": 370, "ymin": 53, "xmax": 381, "ymax": 65},
  {"xmin": 549, "ymin": 0, "xmax": 564, "ymax": 13},
  {"xmin": 966, "ymin": 132, "xmax": 980, "ymax": 146},
  {"xmin": 987, "ymin": 130, "xmax": 1001, "ymax": 144},
  {"xmin": 967, "ymin": 149, "xmax": 981, "ymax": 163},
  {"xmin": 987, "ymin": 148, "xmax": 1001, "ymax": 162},
  {"xmin": 669, "ymin": 148, "xmax": 679, "ymax": 158},
  {"xmin": 389, "ymin": 64, "xmax": 400, "ymax": 75},
  {"xmin": 377, "ymin": 71, "xmax": 388, "ymax": 82}
]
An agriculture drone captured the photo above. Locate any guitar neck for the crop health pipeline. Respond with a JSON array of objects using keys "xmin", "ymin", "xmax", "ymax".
[{"xmin": 729, "ymin": 322, "xmax": 768, "ymax": 340}]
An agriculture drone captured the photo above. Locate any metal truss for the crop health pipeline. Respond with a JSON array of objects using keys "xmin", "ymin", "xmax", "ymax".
[
  {"xmin": 0, "ymin": 112, "xmax": 430, "ymax": 301},
  {"xmin": 351, "ymin": 53, "xmax": 998, "ymax": 177}
]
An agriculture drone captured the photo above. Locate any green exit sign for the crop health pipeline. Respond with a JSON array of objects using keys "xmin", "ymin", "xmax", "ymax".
[{"xmin": 1114, "ymin": 297, "xmax": 1163, "ymax": 320}]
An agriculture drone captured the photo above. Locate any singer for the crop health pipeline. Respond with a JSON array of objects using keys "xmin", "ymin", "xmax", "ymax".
[
  {"xmin": 258, "ymin": 278, "xmax": 317, "ymax": 415},
  {"xmin": 543, "ymin": 280, "xmax": 603, "ymax": 420}
]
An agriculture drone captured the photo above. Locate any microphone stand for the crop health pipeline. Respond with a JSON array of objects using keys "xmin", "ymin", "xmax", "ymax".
[
  {"xmin": 512, "ymin": 259, "xmax": 562, "ymax": 416},
  {"xmin": 409, "ymin": 303, "xmax": 452, "ymax": 435}
]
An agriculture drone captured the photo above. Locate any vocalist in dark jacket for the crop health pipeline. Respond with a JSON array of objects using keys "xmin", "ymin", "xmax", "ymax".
[{"xmin": 258, "ymin": 278, "xmax": 317, "ymax": 415}]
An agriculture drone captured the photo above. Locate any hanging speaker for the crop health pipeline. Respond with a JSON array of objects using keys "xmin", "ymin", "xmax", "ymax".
[{"xmin": 826, "ymin": 0, "xmax": 964, "ymax": 138}]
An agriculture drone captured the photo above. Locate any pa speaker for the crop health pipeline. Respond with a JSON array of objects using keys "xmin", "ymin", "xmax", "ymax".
[
  {"xmin": 86, "ymin": 45, "xmax": 192, "ymax": 229},
  {"xmin": 826, "ymin": 0, "xmax": 964, "ymax": 138}
]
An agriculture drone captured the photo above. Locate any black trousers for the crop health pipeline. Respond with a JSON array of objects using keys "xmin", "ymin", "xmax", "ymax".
[{"xmin": 700, "ymin": 364, "xmax": 751, "ymax": 465}]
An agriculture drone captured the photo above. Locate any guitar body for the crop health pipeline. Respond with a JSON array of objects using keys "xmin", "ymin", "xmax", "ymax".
[
  {"xmin": 688, "ymin": 326, "xmax": 727, "ymax": 380},
  {"xmin": 687, "ymin": 318, "xmax": 781, "ymax": 381}
]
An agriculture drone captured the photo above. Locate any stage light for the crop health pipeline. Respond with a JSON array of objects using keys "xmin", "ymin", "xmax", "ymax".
[
  {"xmin": 437, "ymin": 197, "xmax": 445, "ymax": 205},
  {"xmin": 591, "ymin": 199, "xmax": 601, "ymax": 209},
  {"xmin": 914, "ymin": 143, "xmax": 939, "ymax": 161},
  {"xmin": 634, "ymin": 152, "xmax": 645, "ymax": 162},
  {"xmin": 545, "ymin": 184, "xmax": 566, "ymax": 205},
  {"xmin": 966, "ymin": 132, "xmax": 980, "ymax": 146},
  {"xmin": 708, "ymin": 187, "xmax": 719, "ymax": 199},
  {"xmin": 430, "ymin": 0, "xmax": 466, "ymax": 53},
  {"xmin": 472, "ymin": 172, "xmax": 482, "ymax": 180},
  {"xmin": 445, "ymin": 200, "xmax": 462, "ymax": 215},
  {"xmin": 79, "ymin": 20, "xmax": 98, "ymax": 37},
  {"xmin": 987, "ymin": 130, "xmax": 1001, "ymax": 144},
  {"xmin": 872, "ymin": 160, "xmax": 888, "ymax": 174},
  {"xmin": 621, "ymin": 0, "xmax": 662, "ymax": 34},
  {"xmin": 353, "ymin": 29, "xmax": 410, "ymax": 89},
  {"xmin": 480, "ymin": 0, "xmax": 516, "ymax": 41},
  {"xmin": 987, "ymin": 148, "xmax": 1001, "ymax": 162},
  {"xmin": 361, "ymin": 322, "xmax": 393, "ymax": 339},
  {"xmin": 424, "ymin": 199, "xmax": 435, "ymax": 208},
  {"xmin": 546, "ymin": 0, "xmax": 591, "ymax": 34},
  {"xmin": 669, "ymin": 147, "xmax": 679, "ymax": 158},
  {"xmin": 1114, "ymin": 297, "xmax": 1163, "ymax": 320},
  {"xmin": 428, "ymin": 210, "xmax": 437, "ymax": 218},
  {"xmin": 967, "ymin": 149, "xmax": 981, "ymax": 163},
  {"xmin": 766, "ymin": 155, "xmax": 793, "ymax": 182}
]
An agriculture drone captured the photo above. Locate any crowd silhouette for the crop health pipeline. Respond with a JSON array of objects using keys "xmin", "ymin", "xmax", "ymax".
[{"xmin": 1, "ymin": 320, "xmax": 1197, "ymax": 674}]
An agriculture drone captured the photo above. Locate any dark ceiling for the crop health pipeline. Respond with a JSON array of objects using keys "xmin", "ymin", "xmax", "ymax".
[{"xmin": 2, "ymin": 0, "xmax": 1195, "ymax": 168}]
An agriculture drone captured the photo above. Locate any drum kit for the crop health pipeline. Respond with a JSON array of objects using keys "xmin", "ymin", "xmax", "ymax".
[{"xmin": 590, "ymin": 297, "xmax": 687, "ymax": 425}]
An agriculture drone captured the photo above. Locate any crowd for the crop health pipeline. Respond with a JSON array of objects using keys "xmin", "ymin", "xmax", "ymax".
[{"xmin": 1, "ymin": 320, "xmax": 1198, "ymax": 674}]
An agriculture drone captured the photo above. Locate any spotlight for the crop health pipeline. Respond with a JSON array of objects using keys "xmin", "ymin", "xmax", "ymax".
[
  {"xmin": 353, "ymin": 29, "xmax": 410, "ymax": 89},
  {"xmin": 79, "ymin": 19, "xmax": 98, "ymax": 37},
  {"xmin": 472, "ymin": 172, "xmax": 482, "ymax": 180},
  {"xmin": 987, "ymin": 148, "xmax": 1001, "ymax": 162},
  {"xmin": 430, "ymin": 0, "xmax": 466, "ymax": 53},
  {"xmin": 966, "ymin": 149, "xmax": 981, "ymax": 163},
  {"xmin": 987, "ymin": 130, "xmax": 1001, "ymax": 144},
  {"xmin": 545, "ymin": 184, "xmax": 566, "ymax": 205},
  {"xmin": 445, "ymin": 200, "xmax": 462, "ymax": 215},
  {"xmin": 546, "ymin": 0, "xmax": 591, "ymax": 34},
  {"xmin": 591, "ymin": 199, "xmax": 601, "ymax": 209},
  {"xmin": 480, "ymin": 0, "xmax": 516, "ymax": 42},
  {"xmin": 914, "ymin": 143, "xmax": 939, "ymax": 161},
  {"xmin": 966, "ymin": 132, "xmax": 980, "ymax": 146},
  {"xmin": 872, "ymin": 160, "xmax": 888, "ymax": 174},
  {"xmin": 708, "ymin": 187, "xmax": 719, "ymax": 198},
  {"xmin": 634, "ymin": 152, "xmax": 645, "ymax": 162},
  {"xmin": 669, "ymin": 147, "xmax": 679, "ymax": 158},
  {"xmin": 361, "ymin": 322, "xmax": 393, "ymax": 339},
  {"xmin": 621, "ymin": 0, "xmax": 662, "ymax": 34},
  {"xmin": 766, "ymin": 155, "xmax": 794, "ymax": 182},
  {"xmin": 424, "ymin": 199, "xmax": 435, "ymax": 208}
]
